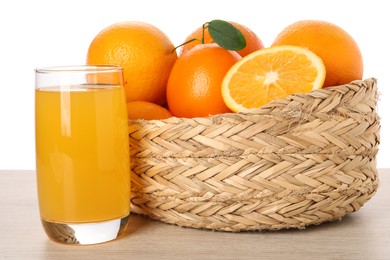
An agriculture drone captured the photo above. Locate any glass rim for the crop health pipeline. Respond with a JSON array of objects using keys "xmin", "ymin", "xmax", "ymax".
[{"xmin": 35, "ymin": 65, "xmax": 123, "ymax": 74}]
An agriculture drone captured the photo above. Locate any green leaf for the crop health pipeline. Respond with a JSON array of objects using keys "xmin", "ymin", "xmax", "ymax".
[{"xmin": 207, "ymin": 19, "xmax": 246, "ymax": 51}]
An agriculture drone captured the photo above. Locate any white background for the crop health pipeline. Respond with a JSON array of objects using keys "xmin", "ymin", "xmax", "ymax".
[{"xmin": 0, "ymin": 0, "xmax": 388, "ymax": 169}]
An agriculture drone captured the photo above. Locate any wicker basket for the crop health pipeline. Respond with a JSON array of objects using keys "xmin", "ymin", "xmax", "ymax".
[{"xmin": 128, "ymin": 78, "xmax": 380, "ymax": 231}]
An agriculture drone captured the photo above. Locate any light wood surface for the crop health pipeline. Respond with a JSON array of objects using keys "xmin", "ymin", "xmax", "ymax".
[{"xmin": 0, "ymin": 169, "xmax": 389, "ymax": 260}]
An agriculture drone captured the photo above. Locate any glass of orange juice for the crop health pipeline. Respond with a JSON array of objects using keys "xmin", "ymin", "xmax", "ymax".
[{"xmin": 35, "ymin": 65, "xmax": 130, "ymax": 245}]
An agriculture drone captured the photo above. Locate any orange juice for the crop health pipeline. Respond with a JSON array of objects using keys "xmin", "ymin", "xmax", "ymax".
[{"xmin": 35, "ymin": 85, "xmax": 130, "ymax": 223}]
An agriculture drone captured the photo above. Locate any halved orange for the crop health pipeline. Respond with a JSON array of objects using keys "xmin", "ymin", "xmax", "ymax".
[{"xmin": 221, "ymin": 45, "xmax": 326, "ymax": 112}]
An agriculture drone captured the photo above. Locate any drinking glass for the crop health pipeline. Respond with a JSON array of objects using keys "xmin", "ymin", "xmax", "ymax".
[{"xmin": 35, "ymin": 65, "xmax": 130, "ymax": 245}]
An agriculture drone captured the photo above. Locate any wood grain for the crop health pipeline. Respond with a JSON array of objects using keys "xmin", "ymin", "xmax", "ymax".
[{"xmin": 0, "ymin": 169, "xmax": 389, "ymax": 260}]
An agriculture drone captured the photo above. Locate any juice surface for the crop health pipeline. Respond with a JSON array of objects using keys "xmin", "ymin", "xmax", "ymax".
[{"xmin": 35, "ymin": 85, "xmax": 130, "ymax": 223}]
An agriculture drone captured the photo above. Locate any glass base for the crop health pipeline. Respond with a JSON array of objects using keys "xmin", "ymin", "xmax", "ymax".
[{"xmin": 41, "ymin": 215, "xmax": 129, "ymax": 245}]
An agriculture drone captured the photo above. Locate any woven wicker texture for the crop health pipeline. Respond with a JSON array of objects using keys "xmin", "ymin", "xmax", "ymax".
[{"xmin": 128, "ymin": 78, "xmax": 380, "ymax": 231}]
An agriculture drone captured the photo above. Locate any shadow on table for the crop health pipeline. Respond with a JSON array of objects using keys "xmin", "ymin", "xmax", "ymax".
[{"xmin": 123, "ymin": 213, "xmax": 154, "ymax": 236}]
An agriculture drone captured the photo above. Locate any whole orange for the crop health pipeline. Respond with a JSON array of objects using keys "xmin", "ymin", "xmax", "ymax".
[
  {"xmin": 87, "ymin": 21, "xmax": 178, "ymax": 105},
  {"xmin": 167, "ymin": 43, "xmax": 241, "ymax": 118},
  {"xmin": 272, "ymin": 20, "xmax": 363, "ymax": 87},
  {"xmin": 126, "ymin": 101, "xmax": 172, "ymax": 120},
  {"xmin": 180, "ymin": 21, "xmax": 264, "ymax": 57}
]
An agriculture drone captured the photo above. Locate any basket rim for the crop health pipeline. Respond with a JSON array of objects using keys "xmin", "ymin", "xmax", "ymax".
[{"xmin": 128, "ymin": 78, "xmax": 377, "ymax": 124}]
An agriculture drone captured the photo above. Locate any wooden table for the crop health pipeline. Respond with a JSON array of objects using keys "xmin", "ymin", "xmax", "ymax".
[{"xmin": 0, "ymin": 169, "xmax": 389, "ymax": 260}]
